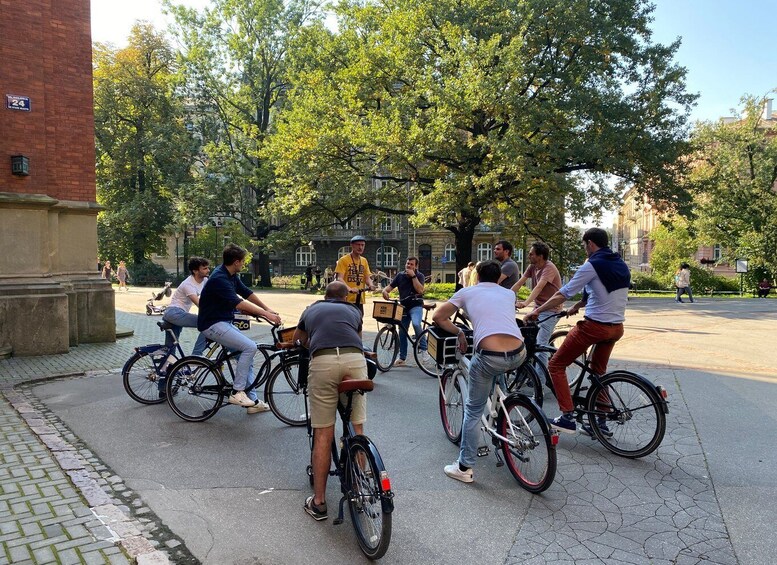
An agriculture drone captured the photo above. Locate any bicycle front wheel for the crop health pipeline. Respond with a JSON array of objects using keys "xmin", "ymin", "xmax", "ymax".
[
  {"xmin": 264, "ymin": 359, "xmax": 307, "ymax": 427},
  {"xmin": 413, "ymin": 328, "xmax": 440, "ymax": 377},
  {"xmin": 438, "ymin": 368, "xmax": 464, "ymax": 444},
  {"xmin": 373, "ymin": 326, "xmax": 398, "ymax": 372},
  {"xmin": 166, "ymin": 357, "xmax": 225, "ymax": 422},
  {"xmin": 548, "ymin": 330, "xmax": 586, "ymax": 390},
  {"xmin": 122, "ymin": 350, "xmax": 167, "ymax": 405},
  {"xmin": 347, "ymin": 440, "xmax": 392, "ymax": 560},
  {"xmin": 586, "ymin": 371, "xmax": 666, "ymax": 458},
  {"xmin": 499, "ymin": 395, "xmax": 557, "ymax": 493},
  {"xmin": 505, "ymin": 362, "xmax": 543, "ymax": 407}
]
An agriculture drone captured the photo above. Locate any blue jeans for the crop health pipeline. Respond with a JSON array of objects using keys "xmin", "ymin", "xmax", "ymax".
[
  {"xmin": 201, "ymin": 322, "xmax": 256, "ymax": 391},
  {"xmin": 534, "ymin": 313, "xmax": 560, "ymax": 367},
  {"xmin": 459, "ymin": 349, "xmax": 526, "ymax": 468},
  {"xmin": 162, "ymin": 307, "xmax": 207, "ymax": 356},
  {"xmin": 399, "ymin": 306, "xmax": 426, "ymax": 359}
]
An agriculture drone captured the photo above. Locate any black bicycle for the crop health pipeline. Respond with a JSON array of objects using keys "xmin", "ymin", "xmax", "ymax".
[{"xmin": 303, "ymin": 359, "xmax": 393, "ymax": 559}]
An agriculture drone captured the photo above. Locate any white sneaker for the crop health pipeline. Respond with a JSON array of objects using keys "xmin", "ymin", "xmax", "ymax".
[
  {"xmin": 229, "ymin": 391, "xmax": 255, "ymax": 407},
  {"xmin": 247, "ymin": 400, "xmax": 271, "ymax": 414},
  {"xmin": 444, "ymin": 462, "xmax": 473, "ymax": 483}
]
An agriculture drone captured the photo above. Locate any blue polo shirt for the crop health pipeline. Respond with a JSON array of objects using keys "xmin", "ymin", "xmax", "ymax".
[{"xmin": 197, "ymin": 264, "xmax": 253, "ymax": 331}]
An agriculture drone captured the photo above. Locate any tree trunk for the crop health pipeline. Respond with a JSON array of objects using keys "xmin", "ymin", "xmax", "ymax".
[
  {"xmin": 452, "ymin": 213, "xmax": 479, "ymax": 290},
  {"xmin": 254, "ymin": 251, "xmax": 272, "ymax": 287}
]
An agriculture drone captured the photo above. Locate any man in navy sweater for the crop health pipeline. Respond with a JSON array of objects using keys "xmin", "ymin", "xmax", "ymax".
[{"xmin": 198, "ymin": 244, "xmax": 282, "ymax": 412}]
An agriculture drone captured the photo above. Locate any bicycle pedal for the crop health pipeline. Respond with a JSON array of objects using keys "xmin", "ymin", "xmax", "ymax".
[
  {"xmin": 494, "ymin": 449, "xmax": 504, "ymax": 467},
  {"xmin": 476, "ymin": 446, "xmax": 490, "ymax": 457}
]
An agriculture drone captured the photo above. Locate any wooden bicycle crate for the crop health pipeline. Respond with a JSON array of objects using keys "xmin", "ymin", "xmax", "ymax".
[
  {"xmin": 427, "ymin": 326, "xmax": 473, "ymax": 365},
  {"xmin": 372, "ymin": 301, "xmax": 404, "ymax": 322},
  {"xmin": 276, "ymin": 326, "xmax": 297, "ymax": 344}
]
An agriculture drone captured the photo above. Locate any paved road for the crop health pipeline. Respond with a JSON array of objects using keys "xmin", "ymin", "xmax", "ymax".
[{"xmin": 7, "ymin": 293, "xmax": 777, "ymax": 564}]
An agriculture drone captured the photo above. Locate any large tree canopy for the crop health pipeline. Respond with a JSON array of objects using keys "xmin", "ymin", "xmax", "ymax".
[
  {"xmin": 94, "ymin": 24, "xmax": 197, "ymax": 265},
  {"xmin": 688, "ymin": 95, "xmax": 777, "ymax": 278},
  {"xmin": 267, "ymin": 0, "xmax": 696, "ymax": 271}
]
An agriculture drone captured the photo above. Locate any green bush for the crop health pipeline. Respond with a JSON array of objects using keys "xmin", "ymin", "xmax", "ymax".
[
  {"xmin": 129, "ymin": 261, "xmax": 171, "ymax": 286},
  {"xmin": 630, "ymin": 272, "xmax": 665, "ymax": 290},
  {"xmin": 688, "ymin": 266, "xmax": 738, "ymax": 293}
]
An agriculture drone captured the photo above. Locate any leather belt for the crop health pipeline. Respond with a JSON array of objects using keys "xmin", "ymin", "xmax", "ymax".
[
  {"xmin": 312, "ymin": 346, "xmax": 363, "ymax": 358},
  {"xmin": 584, "ymin": 316, "xmax": 622, "ymax": 326},
  {"xmin": 475, "ymin": 343, "xmax": 525, "ymax": 358}
]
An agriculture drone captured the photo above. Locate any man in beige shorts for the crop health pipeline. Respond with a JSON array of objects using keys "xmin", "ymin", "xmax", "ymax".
[{"xmin": 293, "ymin": 281, "xmax": 367, "ymax": 521}]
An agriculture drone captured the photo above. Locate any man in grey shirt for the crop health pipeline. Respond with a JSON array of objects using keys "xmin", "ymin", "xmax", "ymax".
[
  {"xmin": 293, "ymin": 281, "xmax": 367, "ymax": 521},
  {"xmin": 494, "ymin": 240, "xmax": 520, "ymax": 288}
]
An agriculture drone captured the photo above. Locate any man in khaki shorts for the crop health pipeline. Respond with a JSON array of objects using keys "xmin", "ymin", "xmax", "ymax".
[{"xmin": 293, "ymin": 281, "xmax": 367, "ymax": 521}]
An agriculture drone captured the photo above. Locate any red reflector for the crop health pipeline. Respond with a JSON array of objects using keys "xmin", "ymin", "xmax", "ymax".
[
  {"xmin": 551, "ymin": 433, "xmax": 559, "ymax": 446},
  {"xmin": 381, "ymin": 477, "xmax": 391, "ymax": 491}
]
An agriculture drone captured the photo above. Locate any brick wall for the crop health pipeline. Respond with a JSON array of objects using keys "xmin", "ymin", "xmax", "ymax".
[{"xmin": 0, "ymin": 0, "xmax": 95, "ymax": 201}]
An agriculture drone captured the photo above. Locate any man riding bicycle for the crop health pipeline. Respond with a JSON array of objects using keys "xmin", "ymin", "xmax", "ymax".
[
  {"xmin": 381, "ymin": 256, "xmax": 427, "ymax": 366},
  {"xmin": 525, "ymin": 228, "xmax": 630, "ymax": 436}
]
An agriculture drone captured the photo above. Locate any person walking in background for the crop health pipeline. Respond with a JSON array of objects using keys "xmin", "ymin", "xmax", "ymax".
[
  {"xmin": 458, "ymin": 262, "xmax": 475, "ymax": 288},
  {"xmin": 469, "ymin": 262, "xmax": 480, "ymax": 286},
  {"xmin": 116, "ymin": 261, "xmax": 129, "ymax": 291},
  {"xmin": 675, "ymin": 263, "xmax": 694, "ymax": 303},
  {"xmin": 101, "ymin": 260, "xmax": 112, "ymax": 282},
  {"xmin": 314, "ymin": 265, "xmax": 322, "ymax": 289}
]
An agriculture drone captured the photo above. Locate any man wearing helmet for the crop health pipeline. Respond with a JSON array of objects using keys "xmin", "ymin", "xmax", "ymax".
[{"xmin": 335, "ymin": 235, "xmax": 376, "ymax": 315}]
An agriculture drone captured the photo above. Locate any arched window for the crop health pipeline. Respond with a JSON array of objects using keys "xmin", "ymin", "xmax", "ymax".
[
  {"xmin": 477, "ymin": 243, "xmax": 491, "ymax": 262},
  {"xmin": 444, "ymin": 244, "xmax": 456, "ymax": 262},
  {"xmin": 295, "ymin": 246, "xmax": 316, "ymax": 267},
  {"xmin": 376, "ymin": 246, "xmax": 398, "ymax": 268},
  {"xmin": 337, "ymin": 246, "xmax": 350, "ymax": 259}
]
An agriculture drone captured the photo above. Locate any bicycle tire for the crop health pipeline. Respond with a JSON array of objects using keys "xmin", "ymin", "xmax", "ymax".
[
  {"xmin": 165, "ymin": 357, "xmax": 226, "ymax": 422},
  {"xmin": 499, "ymin": 395, "xmax": 557, "ymax": 493},
  {"xmin": 264, "ymin": 358, "xmax": 307, "ymax": 427},
  {"xmin": 347, "ymin": 440, "xmax": 392, "ymax": 560},
  {"xmin": 548, "ymin": 330, "xmax": 586, "ymax": 390},
  {"xmin": 246, "ymin": 346, "xmax": 275, "ymax": 393},
  {"xmin": 122, "ymin": 350, "xmax": 167, "ymax": 405},
  {"xmin": 413, "ymin": 328, "xmax": 440, "ymax": 377},
  {"xmin": 438, "ymin": 368, "xmax": 464, "ymax": 444},
  {"xmin": 585, "ymin": 371, "xmax": 666, "ymax": 458},
  {"xmin": 373, "ymin": 326, "xmax": 398, "ymax": 372},
  {"xmin": 505, "ymin": 362, "xmax": 544, "ymax": 407}
]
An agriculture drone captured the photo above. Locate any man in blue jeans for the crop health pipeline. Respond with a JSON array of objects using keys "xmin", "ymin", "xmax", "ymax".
[
  {"xmin": 198, "ymin": 244, "xmax": 282, "ymax": 413},
  {"xmin": 381, "ymin": 256, "xmax": 427, "ymax": 366},
  {"xmin": 433, "ymin": 260, "xmax": 526, "ymax": 483}
]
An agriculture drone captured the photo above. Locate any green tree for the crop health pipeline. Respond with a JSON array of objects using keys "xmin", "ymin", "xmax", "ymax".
[
  {"xmin": 94, "ymin": 23, "xmax": 197, "ymax": 265},
  {"xmin": 687, "ymin": 94, "xmax": 777, "ymax": 277},
  {"xmin": 165, "ymin": 0, "xmax": 322, "ymax": 285},
  {"xmin": 648, "ymin": 217, "xmax": 697, "ymax": 286},
  {"xmin": 267, "ymin": 0, "xmax": 696, "ymax": 273}
]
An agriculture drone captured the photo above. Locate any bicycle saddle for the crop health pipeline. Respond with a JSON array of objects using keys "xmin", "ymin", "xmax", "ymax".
[
  {"xmin": 157, "ymin": 321, "xmax": 174, "ymax": 330},
  {"xmin": 339, "ymin": 379, "xmax": 374, "ymax": 394}
]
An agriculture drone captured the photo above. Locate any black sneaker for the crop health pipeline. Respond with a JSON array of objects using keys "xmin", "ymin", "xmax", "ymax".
[
  {"xmin": 551, "ymin": 413, "xmax": 577, "ymax": 434},
  {"xmin": 581, "ymin": 419, "xmax": 614, "ymax": 438},
  {"xmin": 304, "ymin": 496, "xmax": 328, "ymax": 521}
]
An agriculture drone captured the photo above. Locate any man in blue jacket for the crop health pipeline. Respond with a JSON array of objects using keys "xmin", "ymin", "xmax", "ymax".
[{"xmin": 198, "ymin": 244, "xmax": 282, "ymax": 412}]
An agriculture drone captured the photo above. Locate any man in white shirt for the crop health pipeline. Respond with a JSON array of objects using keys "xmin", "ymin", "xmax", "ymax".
[
  {"xmin": 163, "ymin": 257, "xmax": 210, "ymax": 356},
  {"xmin": 433, "ymin": 260, "xmax": 526, "ymax": 484}
]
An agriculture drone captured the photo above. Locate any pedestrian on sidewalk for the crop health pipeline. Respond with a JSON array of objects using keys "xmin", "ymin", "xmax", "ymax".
[{"xmin": 675, "ymin": 263, "xmax": 694, "ymax": 303}]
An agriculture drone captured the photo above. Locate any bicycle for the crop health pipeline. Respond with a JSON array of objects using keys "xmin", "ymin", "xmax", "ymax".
[
  {"xmin": 436, "ymin": 336, "xmax": 558, "ymax": 493},
  {"xmin": 122, "ymin": 320, "xmax": 222, "ymax": 405},
  {"xmin": 163, "ymin": 322, "xmax": 288, "ymax": 422},
  {"xmin": 303, "ymin": 363, "xmax": 393, "ymax": 559},
  {"xmin": 371, "ymin": 299, "xmax": 438, "ymax": 374}
]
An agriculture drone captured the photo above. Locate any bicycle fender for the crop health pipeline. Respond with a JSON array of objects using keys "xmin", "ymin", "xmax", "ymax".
[
  {"xmin": 602, "ymin": 370, "xmax": 669, "ymax": 414},
  {"xmin": 351, "ymin": 435, "xmax": 395, "ymax": 513}
]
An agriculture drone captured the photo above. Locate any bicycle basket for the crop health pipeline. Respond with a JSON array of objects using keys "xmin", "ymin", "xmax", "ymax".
[
  {"xmin": 276, "ymin": 325, "xmax": 297, "ymax": 344},
  {"xmin": 515, "ymin": 319, "xmax": 540, "ymax": 351}
]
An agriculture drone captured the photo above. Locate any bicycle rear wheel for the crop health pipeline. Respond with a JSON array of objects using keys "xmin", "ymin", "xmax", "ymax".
[
  {"xmin": 586, "ymin": 371, "xmax": 666, "ymax": 458},
  {"xmin": 413, "ymin": 328, "xmax": 440, "ymax": 377},
  {"xmin": 505, "ymin": 362, "xmax": 543, "ymax": 407},
  {"xmin": 264, "ymin": 359, "xmax": 307, "ymax": 426},
  {"xmin": 347, "ymin": 440, "xmax": 392, "ymax": 560},
  {"xmin": 438, "ymin": 368, "xmax": 464, "ymax": 444},
  {"xmin": 499, "ymin": 395, "xmax": 556, "ymax": 493},
  {"xmin": 166, "ymin": 357, "xmax": 225, "ymax": 422},
  {"xmin": 122, "ymin": 350, "xmax": 167, "ymax": 405},
  {"xmin": 373, "ymin": 326, "xmax": 398, "ymax": 371}
]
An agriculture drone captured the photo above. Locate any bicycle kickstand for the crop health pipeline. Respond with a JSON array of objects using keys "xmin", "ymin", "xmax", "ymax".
[{"xmin": 333, "ymin": 496, "xmax": 347, "ymax": 526}]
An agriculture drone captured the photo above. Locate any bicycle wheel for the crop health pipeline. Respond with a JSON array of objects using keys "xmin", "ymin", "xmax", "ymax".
[
  {"xmin": 246, "ymin": 346, "xmax": 274, "ymax": 393},
  {"xmin": 499, "ymin": 395, "xmax": 557, "ymax": 493},
  {"xmin": 548, "ymin": 330, "xmax": 587, "ymax": 389},
  {"xmin": 438, "ymin": 368, "xmax": 464, "ymax": 444},
  {"xmin": 373, "ymin": 326, "xmax": 398, "ymax": 372},
  {"xmin": 347, "ymin": 441, "xmax": 392, "ymax": 560},
  {"xmin": 166, "ymin": 357, "xmax": 225, "ymax": 422},
  {"xmin": 586, "ymin": 371, "xmax": 666, "ymax": 458},
  {"xmin": 505, "ymin": 362, "xmax": 543, "ymax": 407},
  {"xmin": 264, "ymin": 359, "xmax": 307, "ymax": 427},
  {"xmin": 413, "ymin": 328, "xmax": 440, "ymax": 377},
  {"xmin": 122, "ymin": 350, "xmax": 167, "ymax": 405}
]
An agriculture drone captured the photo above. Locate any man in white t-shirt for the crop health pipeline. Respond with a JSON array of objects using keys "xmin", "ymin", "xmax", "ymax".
[
  {"xmin": 163, "ymin": 257, "xmax": 210, "ymax": 356},
  {"xmin": 433, "ymin": 260, "xmax": 526, "ymax": 484}
]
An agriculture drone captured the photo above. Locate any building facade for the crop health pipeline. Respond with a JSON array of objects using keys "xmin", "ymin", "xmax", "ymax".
[{"xmin": 0, "ymin": 0, "xmax": 114, "ymax": 356}]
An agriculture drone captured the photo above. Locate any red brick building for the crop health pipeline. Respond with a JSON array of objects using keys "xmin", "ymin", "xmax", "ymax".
[{"xmin": 0, "ymin": 0, "xmax": 114, "ymax": 356}]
